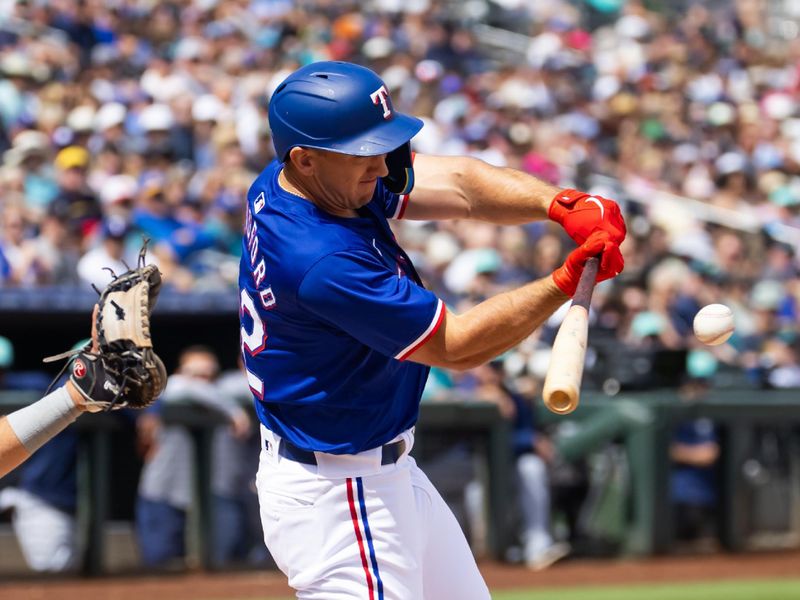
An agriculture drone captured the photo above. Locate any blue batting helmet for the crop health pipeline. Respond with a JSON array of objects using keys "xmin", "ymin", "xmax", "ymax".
[{"xmin": 268, "ymin": 61, "xmax": 423, "ymax": 195}]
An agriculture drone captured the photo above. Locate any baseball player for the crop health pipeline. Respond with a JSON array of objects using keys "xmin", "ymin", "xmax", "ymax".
[{"xmin": 241, "ymin": 61, "xmax": 626, "ymax": 599}]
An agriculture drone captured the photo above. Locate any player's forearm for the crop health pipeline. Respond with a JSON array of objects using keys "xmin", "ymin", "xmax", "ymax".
[
  {"xmin": 410, "ymin": 276, "xmax": 568, "ymax": 370},
  {"xmin": 0, "ymin": 386, "xmax": 84, "ymax": 478},
  {"xmin": 0, "ymin": 416, "xmax": 31, "ymax": 478},
  {"xmin": 1, "ymin": 385, "xmax": 85, "ymax": 477},
  {"xmin": 450, "ymin": 277, "xmax": 568, "ymax": 366},
  {"xmin": 460, "ymin": 158, "xmax": 560, "ymax": 224},
  {"xmin": 408, "ymin": 155, "xmax": 559, "ymax": 223}
]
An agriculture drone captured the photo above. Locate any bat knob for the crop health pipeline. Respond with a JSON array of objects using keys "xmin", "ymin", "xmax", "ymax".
[{"xmin": 543, "ymin": 389, "xmax": 578, "ymax": 415}]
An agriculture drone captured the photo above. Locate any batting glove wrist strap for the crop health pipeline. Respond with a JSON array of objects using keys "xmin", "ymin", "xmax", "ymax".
[{"xmin": 552, "ymin": 231, "xmax": 625, "ymax": 297}]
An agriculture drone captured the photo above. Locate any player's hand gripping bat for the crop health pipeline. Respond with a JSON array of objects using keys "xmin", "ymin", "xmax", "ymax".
[{"xmin": 542, "ymin": 256, "xmax": 599, "ymax": 415}]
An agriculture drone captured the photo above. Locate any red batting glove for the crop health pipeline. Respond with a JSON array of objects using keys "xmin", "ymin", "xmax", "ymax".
[
  {"xmin": 549, "ymin": 189, "xmax": 627, "ymax": 246},
  {"xmin": 552, "ymin": 231, "xmax": 625, "ymax": 297}
]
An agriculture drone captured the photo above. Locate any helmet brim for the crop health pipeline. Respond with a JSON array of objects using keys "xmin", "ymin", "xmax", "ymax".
[{"xmin": 301, "ymin": 113, "xmax": 424, "ymax": 157}]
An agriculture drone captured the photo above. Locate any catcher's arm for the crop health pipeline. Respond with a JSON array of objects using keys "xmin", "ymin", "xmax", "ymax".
[
  {"xmin": 0, "ymin": 416, "xmax": 35, "ymax": 478},
  {"xmin": 0, "ymin": 387, "xmax": 83, "ymax": 478},
  {"xmin": 1, "ymin": 307, "xmax": 99, "ymax": 478},
  {"xmin": 0, "ymin": 370, "xmax": 115, "ymax": 477}
]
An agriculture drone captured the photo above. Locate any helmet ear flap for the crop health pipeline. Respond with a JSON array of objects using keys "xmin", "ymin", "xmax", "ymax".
[{"xmin": 382, "ymin": 142, "xmax": 414, "ymax": 195}]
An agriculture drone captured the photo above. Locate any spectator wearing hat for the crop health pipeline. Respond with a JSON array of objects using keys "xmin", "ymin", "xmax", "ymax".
[
  {"xmin": 191, "ymin": 94, "xmax": 226, "ymax": 170},
  {"xmin": 711, "ymin": 152, "xmax": 754, "ymax": 211},
  {"xmin": 49, "ymin": 146, "xmax": 102, "ymax": 247},
  {"xmin": 0, "ymin": 52, "xmax": 42, "ymax": 131},
  {"xmin": 168, "ymin": 195, "xmax": 217, "ymax": 265},
  {"xmin": 132, "ymin": 174, "xmax": 180, "ymax": 244},
  {"xmin": 2, "ymin": 130, "xmax": 59, "ymax": 214},
  {"xmin": 99, "ymin": 174, "xmax": 138, "ymax": 220},
  {"xmin": 87, "ymin": 144, "xmax": 129, "ymax": 199},
  {"xmin": 137, "ymin": 104, "xmax": 177, "ymax": 166},
  {"xmin": 93, "ymin": 102, "xmax": 130, "ymax": 153},
  {"xmin": 65, "ymin": 105, "xmax": 97, "ymax": 149},
  {"xmin": 762, "ymin": 241, "xmax": 798, "ymax": 282},
  {"xmin": 132, "ymin": 173, "xmax": 214, "ymax": 265}
]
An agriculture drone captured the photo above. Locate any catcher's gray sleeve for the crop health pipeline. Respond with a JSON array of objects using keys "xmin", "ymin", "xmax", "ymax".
[{"xmin": 6, "ymin": 387, "xmax": 82, "ymax": 454}]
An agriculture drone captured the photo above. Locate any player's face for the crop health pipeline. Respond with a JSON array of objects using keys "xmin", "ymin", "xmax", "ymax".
[{"xmin": 309, "ymin": 150, "xmax": 389, "ymax": 210}]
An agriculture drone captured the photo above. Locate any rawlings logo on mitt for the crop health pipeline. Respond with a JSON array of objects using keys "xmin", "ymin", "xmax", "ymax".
[{"xmin": 44, "ymin": 243, "xmax": 167, "ymax": 411}]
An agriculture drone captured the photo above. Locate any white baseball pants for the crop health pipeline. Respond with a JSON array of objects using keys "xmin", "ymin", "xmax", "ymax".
[{"xmin": 257, "ymin": 426, "xmax": 490, "ymax": 600}]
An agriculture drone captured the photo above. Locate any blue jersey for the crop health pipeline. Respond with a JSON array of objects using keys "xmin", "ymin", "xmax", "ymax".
[{"xmin": 238, "ymin": 160, "xmax": 444, "ymax": 454}]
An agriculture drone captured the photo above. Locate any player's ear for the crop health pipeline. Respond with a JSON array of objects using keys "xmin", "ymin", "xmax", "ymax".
[{"xmin": 288, "ymin": 147, "xmax": 315, "ymax": 176}]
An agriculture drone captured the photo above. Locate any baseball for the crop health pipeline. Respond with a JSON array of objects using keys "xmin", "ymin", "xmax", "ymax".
[{"xmin": 693, "ymin": 303, "xmax": 734, "ymax": 345}]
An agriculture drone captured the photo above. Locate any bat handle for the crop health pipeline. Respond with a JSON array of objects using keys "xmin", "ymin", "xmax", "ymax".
[
  {"xmin": 542, "ymin": 256, "xmax": 600, "ymax": 415},
  {"xmin": 572, "ymin": 256, "xmax": 599, "ymax": 310}
]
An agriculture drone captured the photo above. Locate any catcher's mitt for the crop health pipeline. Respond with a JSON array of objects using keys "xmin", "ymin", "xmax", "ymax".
[{"xmin": 45, "ymin": 244, "xmax": 167, "ymax": 411}]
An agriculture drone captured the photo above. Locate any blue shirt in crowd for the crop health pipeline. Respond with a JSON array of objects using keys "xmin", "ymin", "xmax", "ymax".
[{"xmin": 671, "ymin": 418, "xmax": 718, "ymax": 507}]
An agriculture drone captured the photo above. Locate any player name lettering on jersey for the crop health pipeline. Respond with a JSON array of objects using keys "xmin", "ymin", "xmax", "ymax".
[
  {"xmin": 245, "ymin": 204, "xmax": 258, "ymax": 266},
  {"xmin": 245, "ymin": 201, "xmax": 277, "ymax": 309}
]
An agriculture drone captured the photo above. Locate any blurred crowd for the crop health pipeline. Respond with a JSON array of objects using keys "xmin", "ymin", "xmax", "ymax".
[{"xmin": 1, "ymin": 0, "xmax": 800, "ymax": 382}]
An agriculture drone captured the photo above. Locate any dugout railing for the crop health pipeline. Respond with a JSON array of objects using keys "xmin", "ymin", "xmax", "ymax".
[{"xmin": 1, "ymin": 390, "xmax": 800, "ymax": 575}]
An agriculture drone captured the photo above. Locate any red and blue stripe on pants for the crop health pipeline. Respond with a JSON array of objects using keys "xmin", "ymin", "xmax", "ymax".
[{"xmin": 347, "ymin": 477, "xmax": 384, "ymax": 600}]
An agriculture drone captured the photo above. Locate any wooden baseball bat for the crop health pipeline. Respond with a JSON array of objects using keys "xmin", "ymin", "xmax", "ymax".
[{"xmin": 542, "ymin": 256, "xmax": 599, "ymax": 415}]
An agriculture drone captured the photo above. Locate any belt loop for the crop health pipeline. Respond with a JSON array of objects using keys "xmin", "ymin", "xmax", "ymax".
[
  {"xmin": 260, "ymin": 425, "xmax": 280, "ymax": 464},
  {"xmin": 402, "ymin": 427, "xmax": 415, "ymax": 457}
]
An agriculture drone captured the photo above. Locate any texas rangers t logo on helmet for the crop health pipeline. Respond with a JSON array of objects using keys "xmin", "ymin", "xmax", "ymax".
[{"xmin": 370, "ymin": 85, "xmax": 392, "ymax": 119}]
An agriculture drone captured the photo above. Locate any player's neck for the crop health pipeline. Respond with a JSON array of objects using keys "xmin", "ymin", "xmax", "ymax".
[
  {"xmin": 278, "ymin": 168, "xmax": 309, "ymax": 199},
  {"xmin": 278, "ymin": 168, "xmax": 358, "ymax": 218}
]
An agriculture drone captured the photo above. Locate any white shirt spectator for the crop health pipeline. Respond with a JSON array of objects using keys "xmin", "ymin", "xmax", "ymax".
[{"xmin": 76, "ymin": 240, "xmax": 138, "ymax": 290}]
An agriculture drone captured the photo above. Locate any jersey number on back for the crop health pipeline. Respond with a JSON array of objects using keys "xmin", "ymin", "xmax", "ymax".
[{"xmin": 240, "ymin": 289, "xmax": 265, "ymax": 398}]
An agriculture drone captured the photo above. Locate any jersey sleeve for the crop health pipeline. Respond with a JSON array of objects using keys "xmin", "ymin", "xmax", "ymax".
[
  {"xmin": 384, "ymin": 191, "xmax": 410, "ymax": 220},
  {"xmin": 376, "ymin": 179, "xmax": 410, "ymax": 220},
  {"xmin": 297, "ymin": 250, "xmax": 444, "ymax": 360}
]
